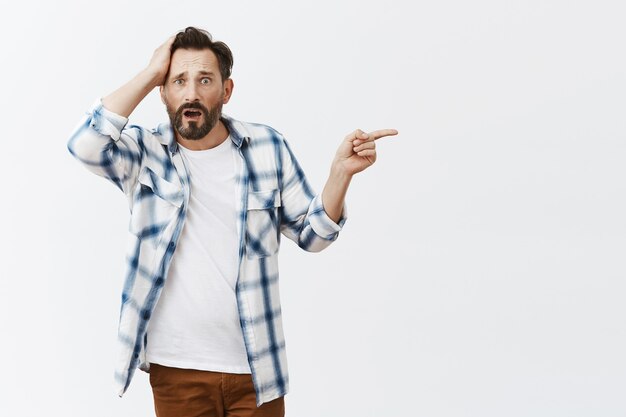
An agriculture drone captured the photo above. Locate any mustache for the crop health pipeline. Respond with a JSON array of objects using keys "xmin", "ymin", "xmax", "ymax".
[{"xmin": 178, "ymin": 102, "xmax": 208, "ymax": 113}]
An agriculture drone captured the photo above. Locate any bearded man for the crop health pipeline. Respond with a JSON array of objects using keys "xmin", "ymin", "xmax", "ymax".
[{"xmin": 68, "ymin": 27, "xmax": 396, "ymax": 417}]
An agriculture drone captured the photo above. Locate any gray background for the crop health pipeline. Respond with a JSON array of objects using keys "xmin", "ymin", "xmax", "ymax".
[{"xmin": 1, "ymin": 0, "xmax": 625, "ymax": 416}]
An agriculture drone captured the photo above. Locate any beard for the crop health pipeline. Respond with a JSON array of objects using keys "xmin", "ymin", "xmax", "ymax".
[{"xmin": 166, "ymin": 100, "xmax": 223, "ymax": 140}]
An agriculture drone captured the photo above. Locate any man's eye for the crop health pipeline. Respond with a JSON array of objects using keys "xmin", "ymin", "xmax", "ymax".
[
  {"xmin": 174, "ymin": 79, "xmax": 183, "ymax": 85},
  {"xmin": 201, "ymin": 78, "xmax": 211, "ymax": 85}
]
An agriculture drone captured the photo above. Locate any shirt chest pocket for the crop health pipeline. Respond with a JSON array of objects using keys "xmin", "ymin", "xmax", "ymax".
[
  {"xmin": 245, "ymin": 189, "xmax": 281, "ymax": 258},
  {"xmin": 129, "ymin": 167, "xmax": 184, "ymax": 239}
]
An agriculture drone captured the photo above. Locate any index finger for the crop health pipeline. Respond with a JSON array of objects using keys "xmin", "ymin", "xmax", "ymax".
[{"xmin": 368, "ymin": 129, "xmax": 399, "ymax": 141}]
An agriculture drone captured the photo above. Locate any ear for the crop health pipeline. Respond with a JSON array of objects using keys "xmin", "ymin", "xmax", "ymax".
[
  {"xmin": 222, "ymin": 78, "xmax": 234, "ymax": 104},
  {"xmin": 159, "ymin": 85, "xmax": 166, "ymax": 105}
]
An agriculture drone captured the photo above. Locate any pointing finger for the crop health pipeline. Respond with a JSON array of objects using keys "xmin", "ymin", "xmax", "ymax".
[{"xmin": 368, "ymin": 129, "xmax": 398, "ymax": 141}]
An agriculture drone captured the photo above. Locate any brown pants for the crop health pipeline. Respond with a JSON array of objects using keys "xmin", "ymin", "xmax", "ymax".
[{"xmin": 149, "ymin": 363, "xmax": 285, "ymax": 417}]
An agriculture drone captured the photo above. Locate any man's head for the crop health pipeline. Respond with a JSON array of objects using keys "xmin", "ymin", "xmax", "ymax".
[{"xmin": 160, "ymin": 27, "xmax": 234, "ymax": 141}]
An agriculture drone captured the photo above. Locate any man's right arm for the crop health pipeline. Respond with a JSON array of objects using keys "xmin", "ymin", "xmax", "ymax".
[
  {"xmin": 67, "ymin": 101, "xmax": 142, "ymax": 194},
  {"xmin": 67, "ymin": 36, "xmax": 175, "ymax": 194},
  {"xmin": 101, "ymin": 36, "xmax": 174, "ymax": 117}
]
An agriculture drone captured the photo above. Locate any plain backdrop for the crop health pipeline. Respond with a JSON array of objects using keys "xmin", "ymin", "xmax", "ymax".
[{"xmin": 1, "ymin": 0, "xmax": 625, "ymax": 416}]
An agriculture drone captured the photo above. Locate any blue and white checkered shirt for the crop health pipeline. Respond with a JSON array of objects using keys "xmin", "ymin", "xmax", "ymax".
[{"xmin": 67, "ymin": 100, "xmax": 346, "ymax": 406}]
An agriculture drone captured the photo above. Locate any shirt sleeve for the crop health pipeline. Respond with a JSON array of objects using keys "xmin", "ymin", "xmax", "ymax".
[
  {"xmin": 67, "ymin": 99, "xmax": 143, "ymax": 194},
  {"xmin": 278, "ymin": 135, "xmax": 347, "ymax": 252}
]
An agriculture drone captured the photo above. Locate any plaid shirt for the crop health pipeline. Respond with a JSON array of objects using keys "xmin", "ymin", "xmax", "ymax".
[{"xmin": 67, "ymin": 100, "xmax": 346, "ymax": 406}]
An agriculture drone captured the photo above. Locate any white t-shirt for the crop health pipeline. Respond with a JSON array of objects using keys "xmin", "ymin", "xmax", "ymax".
[{"xmin": 146, "ymin": 136, "xmax": 251, "ymax": 373}]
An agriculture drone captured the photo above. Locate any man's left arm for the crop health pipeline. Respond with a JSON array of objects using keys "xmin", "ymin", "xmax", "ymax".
[
  {"xmin": 321, "ymin": 128, "xmax": 398, "ymax": 223},
  {"xmin": 278, "ymin": 128, "xmax": 397, "ymax": 252}
]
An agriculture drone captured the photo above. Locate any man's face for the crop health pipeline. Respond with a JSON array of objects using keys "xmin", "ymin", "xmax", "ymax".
[{"xmin": 161, "ymin": 48, "xmax": 232, "ymax": 140}]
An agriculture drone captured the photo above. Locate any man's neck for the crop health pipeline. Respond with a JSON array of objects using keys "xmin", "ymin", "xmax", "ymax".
[{"xmin": 176, "ymin": 119, "xmax": 229, "ymax": 151}]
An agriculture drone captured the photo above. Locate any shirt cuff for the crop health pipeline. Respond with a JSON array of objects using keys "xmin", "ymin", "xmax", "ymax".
[
  {"xmin": 88, "ymin": 98, "xmax": 129, "ymax": 141},
  {"xmin": 308, "ymin": 193, "xmax": 347, "ymax": 239}
]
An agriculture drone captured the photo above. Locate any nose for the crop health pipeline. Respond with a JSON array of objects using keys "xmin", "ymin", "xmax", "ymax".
[{"xmin": 184, "ymin": 82, "xmax": 200, "ymax": 103}]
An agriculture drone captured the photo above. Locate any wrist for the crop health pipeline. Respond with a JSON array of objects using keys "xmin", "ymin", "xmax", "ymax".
[
  {"xmin": 139, "ymin": 68, "xmax": 165, "ymax": 89},
  {"xmin": 330, "ymin": 160, "xmax": 353, "ymax": 183}
]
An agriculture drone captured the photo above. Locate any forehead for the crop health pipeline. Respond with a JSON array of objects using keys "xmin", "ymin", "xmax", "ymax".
[{"xmin": 169, "ymin": 48, "xmax": 220, "ymax": 75}]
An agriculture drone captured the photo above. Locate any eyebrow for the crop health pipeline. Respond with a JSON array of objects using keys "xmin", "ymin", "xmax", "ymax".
[{"xmin": 170, "ymin": 70, "xmax": 216, "ymax": 80}]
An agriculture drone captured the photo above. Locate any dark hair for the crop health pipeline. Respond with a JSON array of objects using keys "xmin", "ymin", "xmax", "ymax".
[{"xmin": 171, "ymin": 27, "xmax": 234, "ymax": 81}]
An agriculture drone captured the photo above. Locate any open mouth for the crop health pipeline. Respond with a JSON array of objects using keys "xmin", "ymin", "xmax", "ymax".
[{"xmin": 183, "ymin": 109, "xmax": 203, "ymax": 120}]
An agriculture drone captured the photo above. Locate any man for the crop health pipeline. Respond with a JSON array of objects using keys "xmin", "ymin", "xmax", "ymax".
[{"xmin": 68, "ymin": 27, "xmax": 397, "ymax": 417}]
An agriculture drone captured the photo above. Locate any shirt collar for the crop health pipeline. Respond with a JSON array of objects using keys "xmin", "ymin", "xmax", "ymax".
[{"xmin": 155, "ymin": 113, "xmax": 248, "ymax": 155}]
